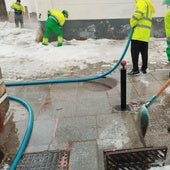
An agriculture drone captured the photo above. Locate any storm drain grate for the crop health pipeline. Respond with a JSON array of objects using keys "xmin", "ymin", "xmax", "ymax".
[
  {"xmin": 104, "ymin": 146, "xmax": 168, "ymax": 170},
  {"xmin": 16, "ymin": 150, "xmax": 70, "ymax": 170}
]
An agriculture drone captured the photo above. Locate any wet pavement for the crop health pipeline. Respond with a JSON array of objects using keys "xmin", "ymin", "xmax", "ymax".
[{"xmin": 0, "ymin": 63, "xmax": 170, "ymax": 170}]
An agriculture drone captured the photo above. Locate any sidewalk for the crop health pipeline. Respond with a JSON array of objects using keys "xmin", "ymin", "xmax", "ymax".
[{"xmin": 1, "ymin": 66, "xmax": 170, "ymax": 169}]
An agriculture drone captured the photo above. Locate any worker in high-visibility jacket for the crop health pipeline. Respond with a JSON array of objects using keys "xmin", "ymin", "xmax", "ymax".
[
  {"xmin": 163, "ymin": 0, "xmax": 170, "ymax": 62},
  {"xmin": 128, "ymin": 0, "xmax": 155, "ymax": 75},
  {"xmin": 42, "ymin": 9, "xmax": 68, "ymax": 47},
  {"xmin": 11, "ymin": 0, "xmax": 24, "ymax": 28}
]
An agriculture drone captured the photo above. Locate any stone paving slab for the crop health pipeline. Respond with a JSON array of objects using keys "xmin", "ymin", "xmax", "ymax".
[{"xmin": 0, "ymin": 68, "xmax": 170, "ymax": 169}]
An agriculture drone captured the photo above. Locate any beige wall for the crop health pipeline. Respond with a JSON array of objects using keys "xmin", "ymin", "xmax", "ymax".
[
  {"xmin": 51, "ymin": 0, "xmax": 134, "ymax": 20},
  {"xmin": 36, "ymin": 0, "xmax": 167, "ymax": 21},
  {"xmin": 5, "ymin": 0, "xmax": 167, "ymax": 21}
]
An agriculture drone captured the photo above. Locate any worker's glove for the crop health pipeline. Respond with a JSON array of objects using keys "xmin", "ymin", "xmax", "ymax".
[
  {"xmin": 57, "ymin": 42, "xmax": 62, "ymax": 47},
  {"xmin": 166, "ymin": 47, "xmax": 170, "ymax": 62}
]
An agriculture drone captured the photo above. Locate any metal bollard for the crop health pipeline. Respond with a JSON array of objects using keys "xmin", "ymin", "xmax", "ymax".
[{"xmin": 120, "ymin": 60, "xmax": 127, "ymax": 110}]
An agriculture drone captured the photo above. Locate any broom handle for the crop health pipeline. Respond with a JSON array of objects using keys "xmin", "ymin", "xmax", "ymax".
[{"xmin": 156, "ymin": 79, "xmax": 170, "ymax": 97}]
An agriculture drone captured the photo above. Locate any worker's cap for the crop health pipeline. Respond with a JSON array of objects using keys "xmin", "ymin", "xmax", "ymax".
[
  {"xmin": 62, "ymin": 10, "xmax": 69, "ymax": 18},
  {"xmin": 163, "ymin": 0, "xmax": 170, "ymax": 4}
]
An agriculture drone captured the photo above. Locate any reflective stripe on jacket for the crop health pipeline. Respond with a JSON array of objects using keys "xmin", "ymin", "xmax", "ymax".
[
  {"xmin": 164, "ymin": 9, "xmax": 170, "ymax": 41},
  {"xmin": 130, "ymin": 0, "xmax": 155, "ymax": 42},
  {"xmin": 49, "ymin": 9, "xmax": 65, "ymax": 26}
]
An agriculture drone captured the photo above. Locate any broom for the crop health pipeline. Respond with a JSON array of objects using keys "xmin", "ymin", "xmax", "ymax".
[{"xmin": 35, "ymin": 24, "xmax": 43, "ymax": 42}]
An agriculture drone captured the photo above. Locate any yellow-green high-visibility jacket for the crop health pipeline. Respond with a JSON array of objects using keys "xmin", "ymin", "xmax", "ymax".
[
  {"xmin": 49, "ymin": 9, "xmax": 66, "ymax": 26},
  {"xmin": 130, "ymin": 0, "xmax": 155, "ymax": 42},
  {"xmin": 11, "ymin": 2, "xmax": 24, "ymax": 14},
  {"xmin": 164, "ymin": 9, "xmax": 170, "ymax": 41}
]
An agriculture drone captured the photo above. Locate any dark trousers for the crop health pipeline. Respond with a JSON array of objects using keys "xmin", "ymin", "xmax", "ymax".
[
  {"xmin": 131, "ymin": 40, "xmax": 148, "ymax": 71},
  {"xmin": 14, "ymin": 14, "xmax": 24, "ymax": 28}
]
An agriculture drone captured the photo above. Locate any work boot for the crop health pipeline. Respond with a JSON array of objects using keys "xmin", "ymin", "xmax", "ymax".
[
  {"xmin": 57, "ymin": 42, "xmax": 62, "ymax": 47},
  {"xmin": 42, "ymin": 37, "xmax": 48, "ymax": 46},
  {"xmin": 141, "ymin": 69, "xmax": 147, "ymax": 74},
  {"xmin": 128, "ymin": 69, "xmax": 140, "ymax": 75}
]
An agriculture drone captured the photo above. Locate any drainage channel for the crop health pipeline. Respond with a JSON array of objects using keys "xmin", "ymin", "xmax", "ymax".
[
  {"xmin": 104, "ymin": 146, "xmax": 168, "ymax": 170},
  {"xmin": 16, "ymin": 150, "xmax": 70, "ymax": 170}
]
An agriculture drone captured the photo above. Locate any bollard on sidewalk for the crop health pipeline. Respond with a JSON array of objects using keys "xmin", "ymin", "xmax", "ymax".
[
  {"xmin": 120, "ymin": 60, "xmax": 127, "ymax": 110},
  {"xmin": 115, "ymin": 60, "xmax": 130, "ymax": 111}
]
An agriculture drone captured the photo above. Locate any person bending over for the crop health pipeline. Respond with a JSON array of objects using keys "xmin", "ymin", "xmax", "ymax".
[{"xmin": 42, "ymin": 9, "xmax": 69, "ymax": 47}]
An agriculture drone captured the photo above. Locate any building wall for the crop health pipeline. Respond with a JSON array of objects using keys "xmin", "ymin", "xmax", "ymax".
[
  {"xmin": 40, "ymin": 17, "xmax": 164, "ymax": 41},
  {"xmin": 0, "ymin": 0, "xmax": 8, "ymax": 20},
  {"xmin": 4, "ymin": 0, "xmax": 167, "ymax": 40},
  {"xmin": 32, "ymin": 0, "xmax": 166, "ymax": 40},
  {"xmin": 5, "ymin": 0, "xmax": 167, "ymax": 20},
  {"xmin": 34, "ymin": 0, "xmax": 167, "ymax": 21}
]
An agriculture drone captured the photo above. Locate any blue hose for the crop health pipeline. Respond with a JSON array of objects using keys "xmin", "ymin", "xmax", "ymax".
[
  {"xmin": 5, "ymin": 29, "xmax": 133, "ymax": 87},
  {"xmin": 7, "ymin": 29, "xmax": 133, "ymax": 169},
  {"xmin": 8, "ymin": 95, "xmax": 34, "ymax": 170}
]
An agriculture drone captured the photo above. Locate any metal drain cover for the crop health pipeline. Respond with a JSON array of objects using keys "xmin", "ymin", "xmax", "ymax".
[
  {"xmin": 16, "ymin": 150, "xmax": 70, "ymax": 170},
  {"xmin": 104, "ymin": 146, "xmax": 168, "ymax": 170}
]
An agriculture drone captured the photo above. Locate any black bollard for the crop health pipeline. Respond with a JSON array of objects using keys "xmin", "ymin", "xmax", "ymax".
[{"xmin": 120, "ymin": 60, "xmax": 127, "ymax": 110}]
